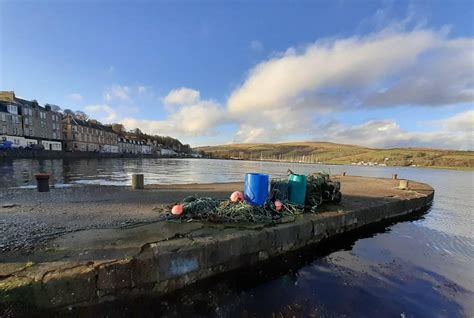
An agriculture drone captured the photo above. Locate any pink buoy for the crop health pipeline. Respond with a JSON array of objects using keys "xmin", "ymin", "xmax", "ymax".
[
  {"xmin": 171, "ymin": 204, "xmax": 184, "ymax": 215},
  {"xmin": 274, "ymin": 200, "xmax": 283, "ymax": 212},
  {"xmin": 230, "ymin": 191, "xmax": 244, "ymax": 202}
]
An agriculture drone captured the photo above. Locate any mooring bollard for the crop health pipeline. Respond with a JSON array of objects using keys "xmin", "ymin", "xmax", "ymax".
[
  {"xmin": 399, "ymin": 179, "xmax": 409, "ymax": 190},
  {"xmin": 342, "ymin": 172, "xmax": 346, "ymax": 176},
  {"xmin": 392, "ymin": 174, "xmax": 398, "ymax": 180},
  {"xmin": 132, "ymin": 174, "xmax": 144, "ymax": 189},
  {"xmin": 34, "ymin": 173, "xmax": 50, "ymax": 192}
]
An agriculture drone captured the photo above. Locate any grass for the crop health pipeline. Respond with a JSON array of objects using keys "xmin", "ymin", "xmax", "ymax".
[{"xmin": 195, "ymin": 142, "xmax": 474, "ymax": 171}]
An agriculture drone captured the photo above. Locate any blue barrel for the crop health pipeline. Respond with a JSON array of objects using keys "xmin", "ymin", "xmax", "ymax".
[{"xmin": 244, "ymin": 173, "xmax": 269, "ymax": 206}]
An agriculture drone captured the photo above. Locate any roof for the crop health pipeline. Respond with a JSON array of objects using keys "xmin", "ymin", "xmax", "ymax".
[{"xmin": 68, "ymin": 116, "xmax": 117, "ymax": 134}]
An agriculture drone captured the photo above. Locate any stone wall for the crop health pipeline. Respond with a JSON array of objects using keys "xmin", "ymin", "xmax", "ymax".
[{"xmin": 0, "ymin": 183, "xmax": 434, "ymax": 309}]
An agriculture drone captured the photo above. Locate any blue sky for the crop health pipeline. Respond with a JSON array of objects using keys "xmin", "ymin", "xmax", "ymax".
[{"xmin": 1, "ymin": 0, "xmax": 473, "ymax": 149}]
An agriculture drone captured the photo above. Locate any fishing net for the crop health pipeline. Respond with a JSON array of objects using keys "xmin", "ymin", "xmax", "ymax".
[
  {"xmin": 165, "ymin": 171, "xmax": 341, "ymax": 224},
  {"xmin": 174, "ymin": 195, "xmax": 304, "ymax": 224},
  {"xmin": 270, "ymin": 178, "xmax": 289, "ymax": 201},
  {"xmin": 306, "ymin": 172, "xmax": 341, "ymax": 208}
]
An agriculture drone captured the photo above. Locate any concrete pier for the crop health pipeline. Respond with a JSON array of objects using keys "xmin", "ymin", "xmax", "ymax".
[{"xmin": 0, "ymin": 176, "xmax": 434, "ymax": 310}]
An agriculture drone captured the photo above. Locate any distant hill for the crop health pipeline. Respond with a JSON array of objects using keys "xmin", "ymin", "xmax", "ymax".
[{"xmin": 195, "ymin": 142, "xmax": 474, "ymax": 170}]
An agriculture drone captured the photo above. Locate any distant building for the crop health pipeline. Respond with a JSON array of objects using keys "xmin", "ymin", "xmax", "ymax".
[
  {"xmin": 118, "ymin": 138, "xmax": 151, "ymax": 154},
  {"xmin": 62, "ymin": 116, "xmax": 118, "ymax": 152},
  {"xmin": 161, "ymin": 148, "xmax": 178, "ymax": 156}
]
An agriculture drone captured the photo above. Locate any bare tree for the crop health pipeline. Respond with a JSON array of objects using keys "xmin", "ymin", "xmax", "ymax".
[{"xmin": 74, "ymin": 110, "xmax": 90, "ymax": 121}]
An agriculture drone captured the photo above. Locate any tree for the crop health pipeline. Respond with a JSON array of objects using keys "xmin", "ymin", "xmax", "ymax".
[
  {"xmin": 63, "ymin": 109, "xmax": 74, "ymax": 116},
  {"xmin": 133, "ymin": 128, "xmax": 143, "ymax": 135},
  {"xmin": 45, "ymin": 103, "xmax": 62, "ymax": 112},
  {"xmin": 111, "ymin": 123, "xmax": 126, "ymax": 136},
  {"xmin": 74, "ymin": 110, "xmax": 89, "ymax": 121}
]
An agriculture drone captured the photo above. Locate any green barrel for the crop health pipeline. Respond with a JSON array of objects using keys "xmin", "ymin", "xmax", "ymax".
[{"xmin": 288, "ymin": 174, "xmax": 307, "ymax": 205}]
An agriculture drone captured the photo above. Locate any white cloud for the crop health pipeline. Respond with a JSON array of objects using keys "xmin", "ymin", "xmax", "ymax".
[
  {"xmin": 319, "ymin": 110, "xmax": 474, "ymax": 150},
  {"xmin": 68, "ymin": 93, "xmax": 83, "ymax": 102},
  {"xmin": 104, "ymin": 85, "xmax": 131, "ymax": 101},
  {"xmin": 121, "ymin": 87, "xmax": 228, "ymax": 138},
  {"xmin": 91, "ymin": 28, "xmax": 473, "ymax": 150},
  {"xmin": 435, "ymin": 110, "xmax": 474, "ymax": 133},
  {"xmin": 84, "ymin": 104, "xmax": 118, "ymax": 122},
  {"xmin": 226, "ymin": 28, "xmax": 474, "ymax": 143},
  {"xmin": 122, "ymin": 102, "xmax": 227, "ymax": 137},
  {"xmin": 163, "ymin": 87, "xmax": 200, "ymax": 107},
  {"xmin": 250, "ymin": 40, "xmax": 264, "ymax": 52}
]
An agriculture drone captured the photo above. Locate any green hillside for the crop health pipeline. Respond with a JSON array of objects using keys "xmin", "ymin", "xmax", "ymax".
[{"xmin": 195, "ymin": 142, "xmax": 474, "ymax": 170}]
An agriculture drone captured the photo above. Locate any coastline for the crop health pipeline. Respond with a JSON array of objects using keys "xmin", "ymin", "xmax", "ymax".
[
  {"xmin": 0, "ymin": 150, "xmax": 191, "ymax": 160},
  {"xmin": 202, "ymin": 157, "xmax": 474, "ymax": 172}
]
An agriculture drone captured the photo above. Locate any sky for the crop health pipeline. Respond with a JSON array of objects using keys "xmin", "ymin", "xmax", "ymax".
[{"xmin": 1, "ymin": 0, "xmax": 473, "ymax": 150}]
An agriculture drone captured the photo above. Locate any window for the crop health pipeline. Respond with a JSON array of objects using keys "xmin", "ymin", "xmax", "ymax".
[
  {"xmin": 41, "ymin": 121, "xmax": 46, "ymax": 128},
  {"xmin": 24, "ymin": 118, "xmax": 29, "ymax": 125},
  {"xmin": 7, "ymin": 105, "xmax": 18, "ymax": 114},
  {"xmin": 53, "ymin": 132, "xmax": 57, "ymax": 139},
  {"xmin": 1, "ymin": 113, "xmax": 5, "ymax": 121}
]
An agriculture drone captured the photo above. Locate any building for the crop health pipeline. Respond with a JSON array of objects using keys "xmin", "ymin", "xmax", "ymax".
[
  {"xmin": 161, "ymin": 148, "xmax": 178, "ymax": 156},
  {"xmin": 118, "ymin": 138, "xmax": 142, "ymax": 154},
  {"xmin": 62, "ymin": 116, "xmax": 119, "ymax": 152},
  {"xmin": 0, "ymin": 91, "xmax": 62, "ymax": 150},
  {"xmin": 0, "ymin": 102, "xmax": 23, "ymax": 138}
]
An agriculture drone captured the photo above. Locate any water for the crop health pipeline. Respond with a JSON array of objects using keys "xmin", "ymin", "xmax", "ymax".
[{"xmin": 1, "ymin": 158, "xmax": 473, "ymax": 316}]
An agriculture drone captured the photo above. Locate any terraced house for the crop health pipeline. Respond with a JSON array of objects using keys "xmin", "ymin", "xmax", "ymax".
[
  {"xmin": 0, "ymin": 91, "xmax": 62, "ymax": 150},
  {"xmin": 62, "ymin": 116, "xmax": 119, "ymax": 152}
]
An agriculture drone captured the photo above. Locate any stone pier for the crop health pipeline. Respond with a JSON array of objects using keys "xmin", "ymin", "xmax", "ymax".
[{"xmin": 0, "ymin": 176, "xmax": 434, "ymax": 310}]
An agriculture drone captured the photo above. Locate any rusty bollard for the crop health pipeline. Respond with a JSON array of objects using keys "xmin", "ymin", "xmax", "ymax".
[
  {"xmin": 392, "ymin": 174, "xmax": 398, "ymax": 180},
  {"xmin": 399, "ymin": 179, "xmax": 409, "ymax": 190},
  {"xmin": 34, "ymin": 173, "xmax": 50, "ymax": 192},
  {"xmin": 132, "ymin": 174, "xmax": 144, "ymax": 190}
]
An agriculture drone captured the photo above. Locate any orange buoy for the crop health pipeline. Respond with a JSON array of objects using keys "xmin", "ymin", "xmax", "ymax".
[
  {"xmin": 274, "ymin": 200, "xmax": 283, "ymax": 212},
  {"xmin": 171, "ymin": 204, "xmax": 184, "ymax": 215},
  {"xmin": 230, "ymin": 191, "xmax": 244, "ymax": 202}
]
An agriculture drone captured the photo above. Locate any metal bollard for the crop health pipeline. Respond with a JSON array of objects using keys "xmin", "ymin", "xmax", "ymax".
[
  {"xmin": 132, "ymin": 174, "xmax": 144, "ymax": 189},
  {"xmin": 342, "ymin": 172, "xmax": 346, "ymax": 176},
  {"xmin": 34, "ymin": 173, "xmax": 50, "ymax": 192},
  {"xmin": 392, "ymin": 174, "xmax": 398, "ymax": 180},
  {"xmin": 399, "ymin": 179, "xmax": 409, "ymax": 190}
]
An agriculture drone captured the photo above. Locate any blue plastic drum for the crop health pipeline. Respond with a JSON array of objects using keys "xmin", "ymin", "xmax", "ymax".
[{"xmin": 244, "ymin": 173, "xmax": 269, "ymax": 206}]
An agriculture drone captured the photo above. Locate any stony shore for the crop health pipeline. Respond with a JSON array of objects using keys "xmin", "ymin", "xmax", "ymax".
[{"xmin": 0, "ymin": 176, "xmax": 434, "ymax": 310}]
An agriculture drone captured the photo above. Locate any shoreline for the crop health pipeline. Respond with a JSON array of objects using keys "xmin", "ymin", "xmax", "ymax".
[
  {"xmin": 0, "ymin": 150, "xmax": 191, "ymax": 161},
  {"xmin": 203, "ymin": 157, "xmax": 474, "ymax": 171}
]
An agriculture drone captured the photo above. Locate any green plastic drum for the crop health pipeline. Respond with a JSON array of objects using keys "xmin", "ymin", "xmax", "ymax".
[{"xmin": 288, "ymin": 174, "xmax": 307, "ymax": 205}]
